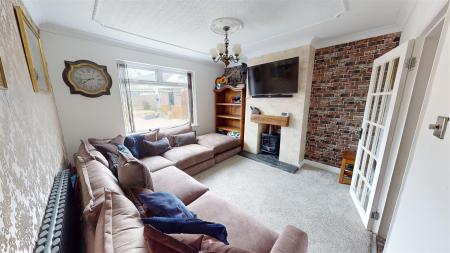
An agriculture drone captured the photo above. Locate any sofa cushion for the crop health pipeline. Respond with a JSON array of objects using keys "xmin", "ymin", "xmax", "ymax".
[
  {"xmin": 77, "ymin": 157, "xmax": 123, "ymax": 211},
  {"xmin": 78, "ymin": 141, "xmax": 109, "ymax": 168},
  {"xmin": 140, "ymin": 155, "xmax": 175, "ymax": 172},
  {"xmin": 158, "ymin": 122, "xmax": 193, "ymax": 147},
  {"xmin": 142, "ymin": 217, "xmax": 229, "ymax": 245},
  {"xmin": 144, "ymin": 129, "xmax": 159, "ymax": 142},
  {"xmin": 94, "ymin": 188, "xmax": 146, "ymax": 253},
  {"xmin": 117, "ymin": 151, "xmax": 153, "ymax": 190},
  {"xmin": 183, "ymin": 158, "xmax": 215, "ymax": 176},
  {"xmin": 88, "ymin": 135, "xmax": 125, "ymax": 157},
  {"xmin": 152, "ymin": 166, "xmax": 208, "ymax": 205},
  {"xmin": 270, "ymin": 225, "xmax": 308, "ymax": 253},
  {"xmin": 144, "ymin": 225, "xmax": 197, "ymax": 253},
  {"xmin": 88, "ymin": 135, "xmax": 125, "ymax": 146},
  {"xmin": 162, "ymin": 144, "xmax": 213, "ymax": 169},
  {"xmin": 188, "ymin": 192, "xmax": 278, "ymax": 253},
  {"xmin": 200, "ymin": 236, "xmax": 255, "ymax": 253},
  {"xmin": 141, "ymin": 137, "xmax": 172, "ymax": 157},
  {"xmin": 83, "ymin": 216, "xmax": 97, "ymax": 253},
  {"xmin": 170, "ymin": 234, "xmax": 254, "ymax": 253},
  {"xmin": 197, "ymin": 133, "xmax": 240, "ymax": 155},
  {"xmin": 124, "ymin": 133, "xmax": 145, "ymax": 158},
  {"xmin": 173, "ymin": 131, "xmax": 197, "ymax": 147}
]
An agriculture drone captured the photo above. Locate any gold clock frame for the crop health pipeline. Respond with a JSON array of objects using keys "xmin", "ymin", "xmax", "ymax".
[
  {"xmin": 15, "ymin": 6, "xmax": 52, "ymax": 93},
  {"xmin": 0, "ymin": 57, "xmax": 7, "ymax": 90},
  {"xmin": 62, "ymin": 60, "xmax": 112, "ymax": 98}
]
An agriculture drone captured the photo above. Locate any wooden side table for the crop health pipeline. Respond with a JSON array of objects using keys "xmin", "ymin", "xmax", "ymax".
[{"xmin": 339, "ymin": 150, "xmax": 356, "ymax": 185}]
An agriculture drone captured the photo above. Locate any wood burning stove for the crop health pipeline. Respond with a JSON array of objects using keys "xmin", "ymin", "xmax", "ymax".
[{"xmin": 260, "ymin": 125, "xmax": 281, "ymax": 155}]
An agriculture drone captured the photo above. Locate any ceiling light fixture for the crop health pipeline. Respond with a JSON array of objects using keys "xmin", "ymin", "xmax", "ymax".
[{"xmin": 209, "ymin": 17, "xmax": 243, "ymax": 67}]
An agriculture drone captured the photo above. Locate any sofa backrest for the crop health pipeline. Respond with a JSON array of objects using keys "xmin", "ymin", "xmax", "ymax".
[
  {"xmin": 75, "ymin": 142, "xmax": 144, "ymax": 253},
  {"xmin": 157, "ymin": 122, "xmax": 193, "ymax": 147}
]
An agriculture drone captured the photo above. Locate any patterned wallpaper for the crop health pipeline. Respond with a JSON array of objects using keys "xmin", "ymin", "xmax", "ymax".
[{"xmin": 0, "ymin": 0, "xmax": 67, "ymax": 252}]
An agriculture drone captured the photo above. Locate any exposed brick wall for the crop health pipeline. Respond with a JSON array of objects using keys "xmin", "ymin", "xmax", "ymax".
[{"xmin": 305, "ymin": 33, "xmax": 401, "ymax": 167}]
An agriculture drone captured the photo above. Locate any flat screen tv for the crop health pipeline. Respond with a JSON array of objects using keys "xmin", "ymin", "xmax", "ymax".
[{"xmin": 248, "ymin": 57, "xmax": 299, "ymax": 97}]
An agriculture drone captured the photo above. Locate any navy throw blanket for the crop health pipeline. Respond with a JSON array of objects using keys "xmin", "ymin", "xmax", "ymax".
[
  {"xmin": 143, "ymin": 217, "xmax": 229, "ymax": 245},
  {"xmin": 138, "ymin": 192, "xmax": 197, "ymax": 219}
]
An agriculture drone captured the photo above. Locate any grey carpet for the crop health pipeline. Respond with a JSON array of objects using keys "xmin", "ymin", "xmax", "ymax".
[{"xmin": 195, "ymin": 155, "xmax": 371, "ymax": 253}]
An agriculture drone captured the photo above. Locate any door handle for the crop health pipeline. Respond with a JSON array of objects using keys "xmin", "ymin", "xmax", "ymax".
[
  {"xmin": 428, "ymin": 124, "xmax": 440, "ymax": 130},
  {"xmin": 429, "ymin": 116, "xmax": 449, "ymax": 139}
]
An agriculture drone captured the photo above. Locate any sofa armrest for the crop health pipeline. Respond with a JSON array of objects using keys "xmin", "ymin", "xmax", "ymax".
[{"xmin": 270, "ymin": 225, "xmax": 308, "ymax": 253}]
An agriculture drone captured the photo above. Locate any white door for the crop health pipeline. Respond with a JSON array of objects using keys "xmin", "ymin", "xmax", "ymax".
[
  {"xmin": 350, "ymin": 40, "xmax": 415, "ymax": 229},
  {"xmin": 385, "ymin": 7, "xmax": 450, "ymax": 251}
]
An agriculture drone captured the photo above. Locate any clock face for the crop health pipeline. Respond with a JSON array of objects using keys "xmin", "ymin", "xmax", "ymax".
[
  {"xmin": 63, "ymin": 60, "xmax": 112, "ymax": 97},
  {"xmin": 70, "ymin": 66, "xmax": 107, "ymax": 92}
]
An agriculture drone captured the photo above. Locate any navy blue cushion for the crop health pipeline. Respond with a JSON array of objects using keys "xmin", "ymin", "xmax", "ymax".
[
  {"xmin": 142, "ymin": 217, "xmax": 229, "ymax": 245},
  {"xmin": 117, "ymin": 144, "xmax": 133, "ymax": 156},
  {"xmin": 124, "ymin": 134, "xmax": 145, "ymax": 158},
  {"xmin": 138, "ymin": 192, "xmax": 196, "ymax": 219}
]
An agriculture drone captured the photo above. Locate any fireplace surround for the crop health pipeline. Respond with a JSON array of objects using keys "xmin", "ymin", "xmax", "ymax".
[{"xmin": 243, "ymin": 45, "xmax": 315, "ymax": 167}]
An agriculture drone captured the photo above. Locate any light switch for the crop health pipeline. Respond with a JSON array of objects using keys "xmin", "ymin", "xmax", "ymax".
[{"xmin": 428, "ymin": 116, "xmax": 449, "ymax": 139}]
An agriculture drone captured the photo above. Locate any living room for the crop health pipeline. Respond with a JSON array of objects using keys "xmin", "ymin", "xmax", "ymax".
[{"xmin": 1, "ymin": 0, "xmax": 449, "ymax": 253}]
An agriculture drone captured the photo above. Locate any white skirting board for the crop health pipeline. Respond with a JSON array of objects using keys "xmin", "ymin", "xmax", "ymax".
[{"xmin": 299, "ymin": 159, "xmax": 341, "ymax": 174}]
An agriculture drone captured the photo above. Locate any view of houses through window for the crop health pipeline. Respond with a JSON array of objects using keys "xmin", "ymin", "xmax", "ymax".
[{"xmin": 119, "ymin": 62, "xmax": 193, "ymax": 133}]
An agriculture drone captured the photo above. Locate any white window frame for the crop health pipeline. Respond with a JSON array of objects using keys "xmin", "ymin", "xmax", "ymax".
[{"xmin": 117, "ymin": 60, "xmax": 196, "ymax": 133}]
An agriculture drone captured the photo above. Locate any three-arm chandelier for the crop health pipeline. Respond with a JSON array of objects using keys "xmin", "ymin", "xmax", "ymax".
[{"xmin": 209, "ymin": 18, "xmax": 243, "ymax": 67}]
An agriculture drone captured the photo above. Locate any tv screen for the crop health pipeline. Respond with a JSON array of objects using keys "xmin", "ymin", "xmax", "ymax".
[{"xmin": 248, "ymin": 57, "xmax": 299, "ymax": 97}]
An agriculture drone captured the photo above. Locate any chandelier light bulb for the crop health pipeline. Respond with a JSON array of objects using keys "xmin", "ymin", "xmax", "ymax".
[
  {"xmin": 232, "ymin": 44, "xmax": 241, "ymax": 56},
  {"xmin": 209, "ymin": 48, "xmax": 218, "ymax": 59},
  {"xmin": 217, "ymin": 43, "xmax": 226, "ymax": 54}
]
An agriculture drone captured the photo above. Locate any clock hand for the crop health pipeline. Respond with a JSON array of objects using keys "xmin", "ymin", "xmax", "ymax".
[{"xmin": 80, "ymin": 78, "xmax": 94, "ymax": 85}]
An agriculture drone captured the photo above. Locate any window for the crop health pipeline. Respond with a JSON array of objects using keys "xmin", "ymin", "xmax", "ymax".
[{"xmin": 118, "ymin": 61, "xmax": 194, "ymax": 133}]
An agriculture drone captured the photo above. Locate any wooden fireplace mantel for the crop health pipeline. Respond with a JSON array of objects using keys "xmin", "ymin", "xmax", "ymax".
[{"xmin": 250, "ymin": 114, "xmax": 289, "ymax": 127}]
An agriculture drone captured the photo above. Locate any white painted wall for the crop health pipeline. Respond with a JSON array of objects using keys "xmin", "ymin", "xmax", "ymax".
[
  {"xmin": 385, "ymin": 5, "xmax": 450, "ymax": 252},
  {"xmin": 41, "ymin": 31, "xmax": 222, "ymax": 160},
  {"xmin": 400, "ymin": 0, "xmax": 448, "ymax": 42}
]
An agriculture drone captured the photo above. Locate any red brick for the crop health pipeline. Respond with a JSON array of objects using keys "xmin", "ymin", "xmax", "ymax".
[{"xmin": 305, "ymin": 32, "xmax": 401, "ymax": 167}]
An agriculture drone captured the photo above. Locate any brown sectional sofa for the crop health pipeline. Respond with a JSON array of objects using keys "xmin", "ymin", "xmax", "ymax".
[
  {"xmin": 154, "ymin": 125, "xmax": 241, "ymax": 175},
  {"xmin": 76, "ymin": 131, "xmax": 308, "ymax": 253}
]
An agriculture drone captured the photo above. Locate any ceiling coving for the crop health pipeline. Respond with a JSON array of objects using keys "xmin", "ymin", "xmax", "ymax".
[
  {"xmin": 92, "ymin": 0, "xmax": 345, "ymax": 57},
  {"xmin": 24, "ymin": 0, "xmax": 414, "ymax": 60}
]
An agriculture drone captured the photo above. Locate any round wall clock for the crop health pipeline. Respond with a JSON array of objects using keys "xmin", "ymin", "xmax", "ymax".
[{"xmin": 62, "ymin": 60, "xmax": 112, "ymax": 98}]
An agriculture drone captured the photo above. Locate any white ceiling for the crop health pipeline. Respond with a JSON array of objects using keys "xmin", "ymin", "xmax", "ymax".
[{"xmin": 23, "ymin": 0, "xmax": 418, "ymax": 61}]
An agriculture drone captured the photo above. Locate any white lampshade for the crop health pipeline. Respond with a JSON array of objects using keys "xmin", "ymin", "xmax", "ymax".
[
  {"xmin": 216, "ymin": 43, "xmax": 226, "ymax": 54},
  {"xmin": 209, "ymin": 48, "xmax": 218, "ymax": 59},
  {"xmin": 232, "ymin": 44, "xmax": 241, "ymax": 56}
]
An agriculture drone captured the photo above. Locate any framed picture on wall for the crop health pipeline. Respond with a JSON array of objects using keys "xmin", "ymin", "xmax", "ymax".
[
  {"xmin": 14, "ymin": 6, "xmax": 52, "ymax": 93},
  {"xmin": 0, "ymin": 57, "xmax": 7, "ymax": 89}
]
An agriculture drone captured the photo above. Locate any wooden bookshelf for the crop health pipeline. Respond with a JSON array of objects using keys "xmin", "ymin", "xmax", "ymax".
[{"xmin": 214, "ymin": 85, "xmax": 246, "ymax": 148}]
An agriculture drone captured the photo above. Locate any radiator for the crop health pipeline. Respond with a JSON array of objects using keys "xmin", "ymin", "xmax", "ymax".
[{"xmin": 34, "ymin": 169, "xmax": 80, "ymax": 253}]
